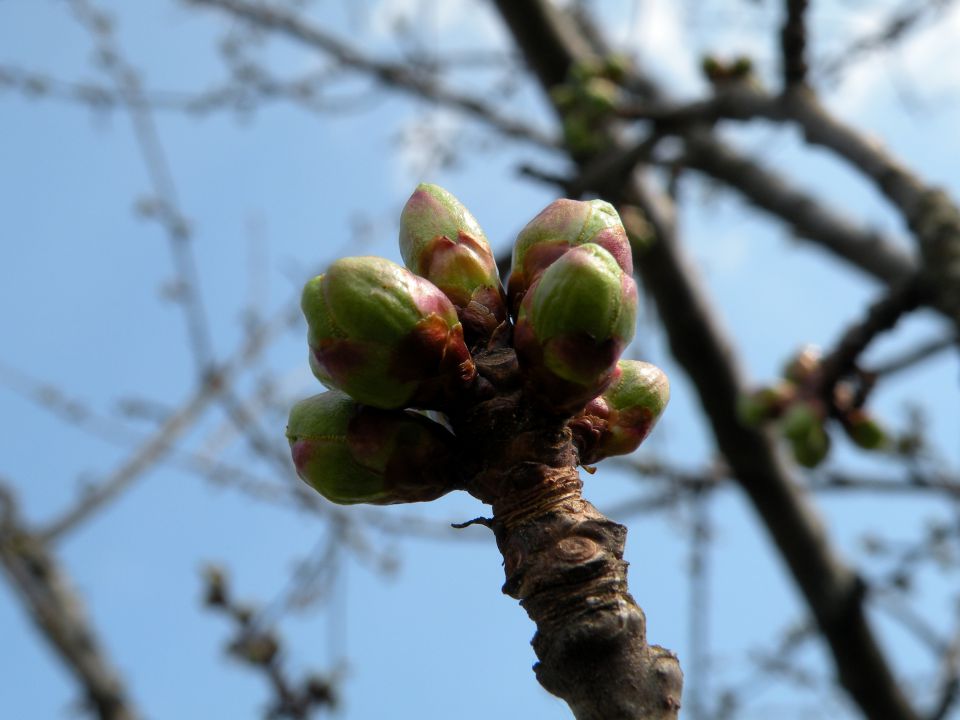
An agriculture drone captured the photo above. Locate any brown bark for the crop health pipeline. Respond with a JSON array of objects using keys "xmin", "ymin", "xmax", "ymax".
[{"xmin": 449, "ymin": 348, "xmax": 682, "ymax": 720}]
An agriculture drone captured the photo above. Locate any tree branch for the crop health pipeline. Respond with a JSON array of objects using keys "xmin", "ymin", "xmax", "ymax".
[
  {"xmin": 781, "ymin": 0, "xmax": 809, "ymax": 88},
  {"xmin": 493, "ymin": 1, "xmax": 921, "ymax": 717},
  {"xmin": 0, "ymin": 485, "xmax": 142, "ymax": 720},
  {"xmin": 187, "ymin": 0, "xmax": 558, "ymax": 149}
]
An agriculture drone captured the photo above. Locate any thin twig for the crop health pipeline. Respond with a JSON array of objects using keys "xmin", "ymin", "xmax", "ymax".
[
  {"xmin": 0, "ymin": 486, "xmax": 142, "ymax": 720},
  {"xmin": 188, "ymin": 0, "xmax": 558, "ymax": 149}
]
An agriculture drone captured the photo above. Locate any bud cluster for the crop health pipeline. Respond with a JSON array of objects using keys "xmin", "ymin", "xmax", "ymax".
[
  {"xmin": 739, "ymin": 345, "xmax": 889, "ymax": 468},
  {"xmin": 289, "ymin": 185, "xmax": 669, "ymax": 505},
  {"xmin": 550, "ymin": 55, "xmax": 628, "ymax": 156}
]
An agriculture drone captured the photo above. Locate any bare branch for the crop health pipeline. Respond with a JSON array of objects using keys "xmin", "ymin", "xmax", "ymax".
[
  {"xmin": 816, "ymin": 277, "xmax": 924, "ymax": 401},
  {"xmin": 187, "ymin": 0, "xmax": 557, "ymax": 149},
  {"xmin": 870, "ymin": 332, "xmax": 960, "ymax": 377},
  {"xmin": 781, "ymin": 0, "xmax": 809, "ymax": 88},
  {"xmin": 0, "ymin": 486, "xmax": 142, "ymax": 720},
  {"xmin": 69, "ymin": 0, "xmax": 216, "ymax": 375},
  {"xmin": 35, "ymin": 297, "xmax": 299, "ymax": 541},
  {"xmin": 819, "ymin": 0, "xmax": 957, "ymax": 84}
]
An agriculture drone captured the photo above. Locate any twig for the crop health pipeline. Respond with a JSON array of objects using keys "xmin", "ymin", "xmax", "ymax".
[
  {"xmin": 187, "ymin": 0, "xmax": 558, "ymax": 149},
  {"xmin": 819, "ymin": 0, "xmax": 957, "ymax": 84},
  {"xmin": 781, "ymin": 0, "xmax": 809, "ymax": 88},
  {"xmin": 69, "ymin": 0, "xmax": 215, "ymax": 376},
  {"xmin": 816, "ymin": 277, "xmax": 924, "ymax": 401},
  {"xmin": 870, "ymin": 332, "xmax": 960, "ymax": 377},
  {"xmin": 0, "ymin": 485, "xmax": 142, "ymax": 720},
  {"xmin": 35, "ymin": 297, "xmax": 298, "ymax": 542}
]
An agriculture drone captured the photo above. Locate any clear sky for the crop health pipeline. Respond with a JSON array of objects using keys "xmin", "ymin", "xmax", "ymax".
[{"xmin": 1, "ymin": 1, "xmax": 958, "ymax": 719}]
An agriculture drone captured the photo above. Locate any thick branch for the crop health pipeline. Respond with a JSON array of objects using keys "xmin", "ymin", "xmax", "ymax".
[
  {"xmin": 493, "ymin": 0, "xmax": 920, "ymax": 717},
  {"xmin": 457, "ymin": 351, "xmax": 681, "ymax": 720},
  {"xmin": 681, "ymin": 132, "xmax": 917, "ymax": 285},
  {"xmin": 0, "ymin": 486, "xmax": 141, "ymax": 720}
]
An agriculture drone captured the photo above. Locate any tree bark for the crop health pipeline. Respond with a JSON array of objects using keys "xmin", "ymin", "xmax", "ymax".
[{"xmin": 454, "ymin": 348, "xmax": 682, "ymax": 720}]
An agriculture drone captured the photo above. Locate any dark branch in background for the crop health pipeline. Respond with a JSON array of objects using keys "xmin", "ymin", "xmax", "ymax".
[
  {"xmin": 187, "ymin": 0, "xmax": 558, "ymax": 149},
  {"xmin": 0, "ymin": 485, "xmax": 141, "ymax": 720},
  {"xmin": 818, "ymin": 0, "xmax": 957, "ymax": 85},
  {"xmin": 69, "ymin": 0, "xmax": 215, "ymax": 376},
  {"xmin": 494, "ymin": 1, "xmax": 921, "ymax": 718},
  {"xmin": 871, "ymin": 332, "xmax": 960, "ymax": 377},
  {"xmin": 781, "ymin": 0, "xmax": 809, "ymax": 87},
  {"xmin": 622, "ymin": 82, "xmax": 960, "ymax": 325},
  {"xmin": 202, "ymin": 567, "xmax": 338, "ymax": 719},
  {"xmin": 615, "ymin": 98, "xmax": 919, "ymax": 285},
  {"xmin": 35, "ymin": 292, "xmax": 300, "ymax": 542},
  {"xmin": 0, "ymin": 62, "xmax": 385, "ymax": 116},
  {"xmin": 816, "ymin": 277, "xmax": 924, "ymax": 404},
  {"xmin": 686, "ymin": 488, "xmax": 712, "ymax": 720}
]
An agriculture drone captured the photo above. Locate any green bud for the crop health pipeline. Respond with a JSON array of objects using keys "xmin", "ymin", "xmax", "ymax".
[
  {"xmin": 399, "ymin": 184, "xmax": 507, "ymax": 348},
  {"xmin": 790, "ymin": 424, "xmax": 831, "ymax": 468},
  {"xmin": 287, "ymin": 391, "xmax": 458, "ymax": 505},
  {"xmin": 302, "ymin": 256, "xmax": 475, "ymax": 410},
  {"xmin": 781, "ymin": 402, "xmax": 830, "ymax": 468},
  {"xmin": 560, "ymin": 114, "xmax": 606, "ymax": 156},
  {"xmin": 845, "ymin": 409, "xmax": 888, "ymax": 450},
  {"xmin": 571, "ymin": 360, "xmax": 669, "ymax": 464},
  {"xmin": 514, "ymin": 243, "xmax": 638, "ymax": 415},
  {"xmin": 508, "ymin": 198, "xmax": 633, "ymax": 315},
  {"xmin": 737, "ymin": 382, "xmax": 796, "ymax": 426}
]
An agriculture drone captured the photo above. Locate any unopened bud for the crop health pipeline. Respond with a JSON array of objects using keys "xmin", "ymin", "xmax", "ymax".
[
  {"xmin": 571, "ymin": 360, "xmax": 670, "ymax": 464},
  {"xmin": 302, "ymin": 256, "xmax": 475, "ymax": 409},
  {"xmin": 287, "ymin": 391, "xmax": 458, "ymax": 505},
  {"xmin": 737, "ymin": 382, "xmax": 796, "ymax": 426},
  {"xmin": 845, "ymin": 409, "xmax": 888, "ymax": 450},
  {"xmin": 783, "ymin": 345, "xmax": 821, "ymax": 384},
  {"xmin": 399, "ymin": 184, "xmax": 507, "ymax": 346},
  {"xmin": 781, "ymin": 402, "xmax": 830, "ymax": 468},
  {"xmin": 514, "ymin": 243, "xmax": 637, "ymax": 415},
  {"xmin": 508, "ymin": 199, "xmax": 632, "ymax": 315}
]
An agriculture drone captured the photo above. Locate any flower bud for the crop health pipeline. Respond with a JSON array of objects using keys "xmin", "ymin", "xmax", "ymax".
[
  {"xmin": 782, "ymin": 345, "xmax": 821, "ymax": 384},
  {"xmin": 845, "ymin": 409, "xmax": 888, "ymax": 450},
  {"xmin": 571, "ymin": 360, "xmax": 670, "ymax": 464},
  {"xmin": 398, "ymin": 184, "xmax": 508, "ymax": 347},
  {"xmin": 287, "ymin": 391, "xmax": 458, "ymax": 505},
  {"xmin": 781, "ymin": 402, "xmax": 830, "ymax": 468},
  {"xmin": 508, "ymin": 199, "xmax": 633, "ymax": 315},
  {"xmin": 514, "ymin": 243, "xmax": 638, "ymax": 415},
  {"xmin": 302, "ymin": 256, "xmax": 475, "ymax": 410},
  {"xmin": 737, "ymin": 382, "xmax": 797, "ymax": 426}
]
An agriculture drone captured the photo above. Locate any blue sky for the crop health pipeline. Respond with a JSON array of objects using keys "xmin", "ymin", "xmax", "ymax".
[{"xmin": 1, "ymin": 1, "xmax": 958, "ymax": 718}]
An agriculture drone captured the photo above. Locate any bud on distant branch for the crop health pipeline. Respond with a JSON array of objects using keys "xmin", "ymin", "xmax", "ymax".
[
  {"xmin": 302, "ymin": 256, "xmax": 476, "ymax": 410},
  {"xmin": 514, "ymin": 243, "xmax": 638, "ymax": 415},
  {"xmin": 570, "ymin": 360, "xmax": 670, "ymax": 464},
  {"xmin": 286, "ymin": 391, "xmax": 458, "ymax": 505},
  {"xmin": 399, "ymin": 183, "xmax": 508, "ymax": 348}
]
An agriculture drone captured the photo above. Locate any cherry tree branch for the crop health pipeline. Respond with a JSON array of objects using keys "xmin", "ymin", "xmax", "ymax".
[
  {"xmin": 493, "ymin": 1, "xmax": 922, "ymax": 718},
  {"xmin": 187, "ymin": 0, "xmax": 557, "ymax": 149},
  {"xmin": 0, "ymin": 485, "xmax": 142, "ymax": 720}
]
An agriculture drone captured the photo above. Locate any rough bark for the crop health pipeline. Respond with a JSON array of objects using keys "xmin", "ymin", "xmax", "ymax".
[{"xmin": 451, "ymin": 348, "xmax": 682, "ymax": 720}]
